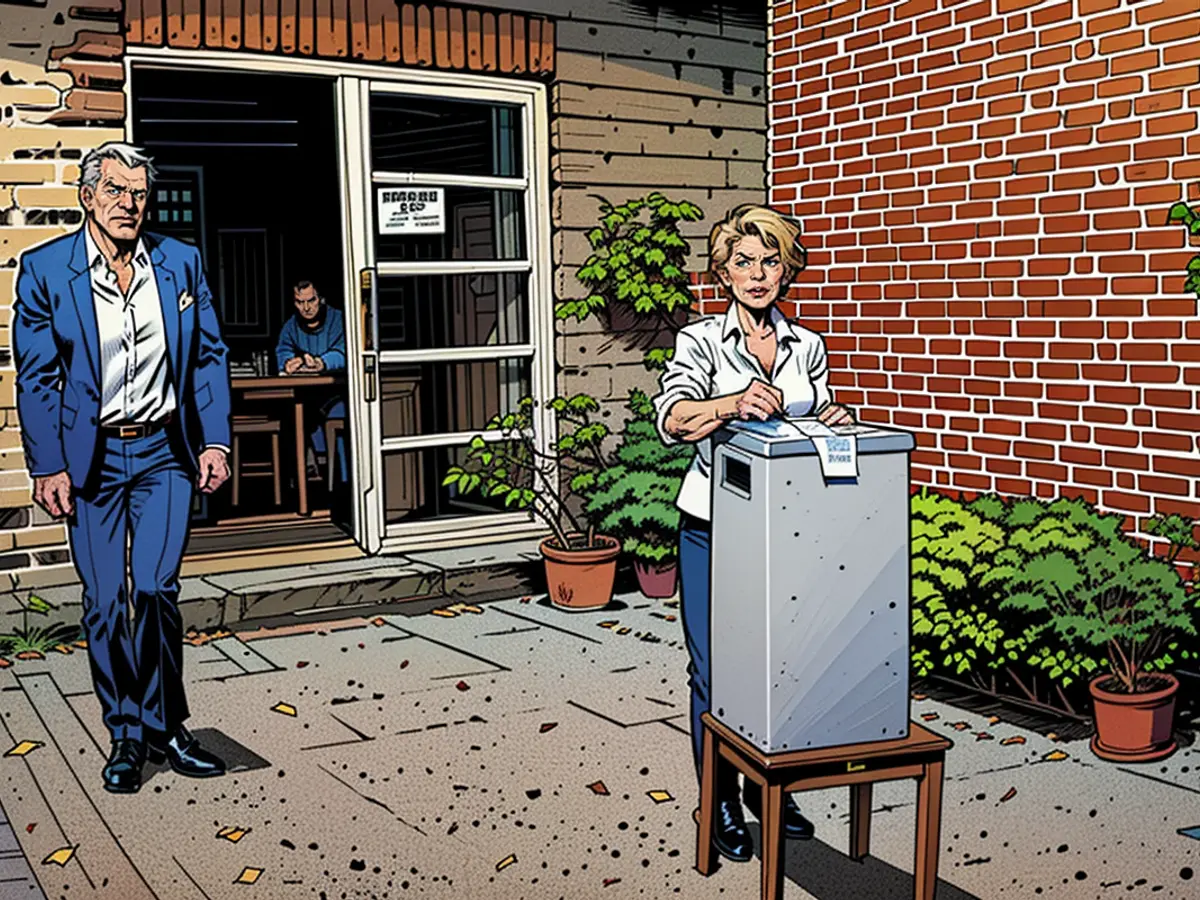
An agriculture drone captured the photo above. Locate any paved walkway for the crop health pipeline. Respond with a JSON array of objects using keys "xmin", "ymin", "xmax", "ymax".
[{"xmin": 1, "ymin": 592, "xmax": 1198, "ymax": 899}]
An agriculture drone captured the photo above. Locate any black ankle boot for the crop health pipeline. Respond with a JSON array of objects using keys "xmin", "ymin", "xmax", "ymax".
[
  {"xmin": 713, "ymin": 797, "xmax": 753, "ymax": 862},
  {"xmin": 744, "ymin": 788, "xmax": 815, "ymax": 840}
]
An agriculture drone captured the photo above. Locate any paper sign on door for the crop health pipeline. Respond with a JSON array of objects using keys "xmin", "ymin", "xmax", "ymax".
[{"xmin": 377, "ymin": 187, "xmax": 445, "ymax": 234}]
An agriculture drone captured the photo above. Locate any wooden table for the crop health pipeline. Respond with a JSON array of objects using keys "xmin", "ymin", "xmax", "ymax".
[
  {"xmin": 231, "ymin": 374, "xmax": 345, "ymax": 517},
  {"xmin": 697, "ymin": 712, "xmax": 952, "ymax": 900}
]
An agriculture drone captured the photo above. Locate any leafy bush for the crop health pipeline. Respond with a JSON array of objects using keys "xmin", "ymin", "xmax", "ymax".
[
  {"xmin": 583, "ymin": 389, "xmax": 693, "ymax": 564},
  {"xmin": 444, "ymin": 394, "xmax": 613, "ymax": 551},
  {"xmin": 558, "ymin": 192, "xmax": 703, "ymax": 360},
  {"xmin": 998, "ymin": 498, "xmax": 1194, "ymax": 694}
]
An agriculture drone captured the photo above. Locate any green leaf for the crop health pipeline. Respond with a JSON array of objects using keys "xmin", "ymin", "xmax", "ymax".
[
  {"xmin": 442, "ymin": 467, "xmax": 464, "ymax": 487},
  {"xmin": 26, "ymin": 594, "xmax": 54, "ymax": 614},
  {"xmin": 1168, "ymin": 202, "xmax": 1192, "ymax": 221}
]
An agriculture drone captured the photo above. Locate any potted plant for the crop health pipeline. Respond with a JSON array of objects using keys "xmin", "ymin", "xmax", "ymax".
[
  {"xmin": 584, "ymin": 389, "xmax": 693, "ymax": 598},
  {"xmin": 999, "ymin": 498, "xmax": 1195, "ymax": 762},
  {"xmin": 445, "ymin": 394, "xmax": 621, "ymax": 612}
]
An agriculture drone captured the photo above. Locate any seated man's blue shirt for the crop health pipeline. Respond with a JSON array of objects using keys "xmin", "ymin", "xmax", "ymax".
[{"xmin": 275, "ymin": 305, "xmax": 346, "ymax": 373}]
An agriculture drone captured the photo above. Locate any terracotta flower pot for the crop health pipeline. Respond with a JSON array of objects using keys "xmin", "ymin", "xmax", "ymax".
[
  {"xmin": 634, "ymin": 559, "xmax": 678, "ymax": 599},
  {"xmin": 540, "ymin": 533, "xmax": 620, "ymax": 612},
  {"xmin": 1088, "ymin": 672, "xmax": 1179, "ymax": 763}
]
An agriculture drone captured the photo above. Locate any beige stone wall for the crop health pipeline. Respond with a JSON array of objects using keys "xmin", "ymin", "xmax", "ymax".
[{"xmin": 0, "ymin": 0, "xmax": 124, "ymax": 591}]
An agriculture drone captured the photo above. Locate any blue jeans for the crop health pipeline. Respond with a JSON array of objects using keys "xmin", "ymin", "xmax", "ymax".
[
  {"xmin": 67, "ymin": 429, "xmax": 193, "ymax": 742},
  {"xmin": 680, "ymin": 515, "xmax": 740, "ymax": 798}
]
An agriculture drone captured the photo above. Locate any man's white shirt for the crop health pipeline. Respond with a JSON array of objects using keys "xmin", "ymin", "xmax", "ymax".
[
  {"xmin": 85, "ymin": 227, "xmax": 177, "ymax": 426},
  {"xmin": 653, "ymin": 304, "xmax": 833, "ymax": 522}
]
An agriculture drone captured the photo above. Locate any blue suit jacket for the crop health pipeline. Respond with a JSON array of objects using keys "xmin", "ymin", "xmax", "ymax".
[{"xmin": 12, "ymin": 228, "xmax": 232, "ymax": 488}]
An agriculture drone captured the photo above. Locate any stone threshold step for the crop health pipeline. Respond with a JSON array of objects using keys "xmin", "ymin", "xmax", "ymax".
[{"xmin": 0, "ymin": 538, "xmax": 546, "ymax": 634}]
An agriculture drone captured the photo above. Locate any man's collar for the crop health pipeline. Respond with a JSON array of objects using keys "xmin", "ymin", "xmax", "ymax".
[
  {"xmin": 83, "ymin": 223, "xmax": 149, "ymax": 271},
  {"xmin": 721, "ymin": 303, "xmax": 801, "ymax": 343}
]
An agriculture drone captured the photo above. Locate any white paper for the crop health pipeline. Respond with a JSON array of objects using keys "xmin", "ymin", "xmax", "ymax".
[
  {"xmin": 779, "ymin": 418, "xmax": 858, "ymax": 480},
  {"xmin": 377, "ymin": 187, "xmax": 445, "ymax": 234}
]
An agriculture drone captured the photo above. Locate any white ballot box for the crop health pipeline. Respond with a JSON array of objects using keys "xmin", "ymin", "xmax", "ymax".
[{"xmin": 710, "ymin": 419, "xmax": 916, "ymax": 753}]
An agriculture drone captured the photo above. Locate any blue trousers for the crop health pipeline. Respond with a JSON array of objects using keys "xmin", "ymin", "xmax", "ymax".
[
  {"xmin": 67, "ymin": 430, "xmax": 193, "ymax": 742},
  {"xmin": 679, "ymin": 515, "xmax": 740, "ymax": 799}
]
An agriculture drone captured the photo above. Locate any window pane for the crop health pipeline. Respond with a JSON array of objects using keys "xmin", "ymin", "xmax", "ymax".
[
  {"xmin": 376, "ymin": 272, "xmax": 528, "ymax": 352},
  {"xmin": 380, "ymin": 358, "xmax": 531, "ymax": 439},
  {"xmin": 369, "ymin": 93, "xmax": 522, "ymax": 178},
  {"xmin": 372, "ymin": 186, "xmax": 525, "ymax": 261},
  {"xmin": 384, "ymin": 445, "xmax": 533, "ymax": 524}
]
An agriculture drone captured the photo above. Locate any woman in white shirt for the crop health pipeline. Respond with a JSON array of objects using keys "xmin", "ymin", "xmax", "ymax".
[{"xmin": 654, "ymin": 204, "xmax": 854, "ymax": 861}]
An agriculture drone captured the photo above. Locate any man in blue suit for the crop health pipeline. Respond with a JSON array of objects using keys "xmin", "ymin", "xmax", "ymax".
[{"xmin": 13, "ymin": 142, "xmax": 232, "ymax": 793}]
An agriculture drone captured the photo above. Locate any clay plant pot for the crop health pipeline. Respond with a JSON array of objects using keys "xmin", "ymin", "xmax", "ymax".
[
  {"xmin": 540, "ymin": 533, "xmax": 621, "ymax": 612},
  {"xmin": 634, "ymin": 559, "xmax": 678, "ymax": 599},
  {"xmin": 1088, "ymin": 672, "xmax": 1179, "ymax": 763}
]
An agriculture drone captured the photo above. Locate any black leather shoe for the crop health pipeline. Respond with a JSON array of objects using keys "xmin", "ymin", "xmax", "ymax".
[
  {"xmin": 744, "ymin": 789, "xmax": 815, "ymax": 840},
  {"xmin": 712, "ymin": 798, "xmax": 754, "ymax": 862},
  {"xmin": 102, "ymin": 739, "xmax": 145, "ymax": 794},
  {"xmin": 146, "ymin": 727, "xmax": 226, "ymax": 778}
]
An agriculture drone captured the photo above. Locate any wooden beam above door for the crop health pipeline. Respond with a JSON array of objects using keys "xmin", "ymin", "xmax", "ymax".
[{"xmin": 124, "ymin": 0, "xmax": 556, "ymax": 78}]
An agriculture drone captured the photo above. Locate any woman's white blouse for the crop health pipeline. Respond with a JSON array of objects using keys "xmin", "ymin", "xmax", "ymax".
[{"xmin": 653, "ymin": 304, "xmax": 833, "ymax": 522}]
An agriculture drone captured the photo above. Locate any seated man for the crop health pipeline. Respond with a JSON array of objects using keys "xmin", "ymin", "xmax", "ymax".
[{"xmin": 275, "ymin": 280, "xmax": 348, "ymax": 484}]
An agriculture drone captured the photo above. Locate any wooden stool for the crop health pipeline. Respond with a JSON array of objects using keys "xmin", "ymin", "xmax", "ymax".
[
  {"xmin": 323, "ymin": 417, "xmax": 345, "ymax": 489},
  {"xmin": 231, "ymin": 415, "xmax": 282, "ymax": 507},
  {"xmin": 697, "ymin": 712, "xmax": 952, "ymax": 900}
]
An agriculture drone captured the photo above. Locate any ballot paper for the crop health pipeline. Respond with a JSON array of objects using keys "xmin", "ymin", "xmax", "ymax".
[{"xmin": 780, "ymin": 418, "xmax": 859, "ymax": 480}]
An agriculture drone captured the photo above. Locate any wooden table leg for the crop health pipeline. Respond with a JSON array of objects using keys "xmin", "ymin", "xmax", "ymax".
[
  {"xmin": 696, "ymin": 722, "xmax": 717, "ymax": 876},
  {"xmin": 914, "ymin": 757, "xmax": 945, "ymax": 900},
  {"xmin": 294, "ymin": 395, "xmax": 309, "ymax": 517},
  {"xmin": 850, "ymin": 781, "xmax": 872, "ymax": 861},
  {"xmin": 760, "ymin": 781, "xmax": 786, "ymax": 900}
]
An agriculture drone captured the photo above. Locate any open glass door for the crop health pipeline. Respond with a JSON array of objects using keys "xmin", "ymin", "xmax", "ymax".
[{"xmin": 340, "ymin": 75, "xmax": 553, "ymax": 553}]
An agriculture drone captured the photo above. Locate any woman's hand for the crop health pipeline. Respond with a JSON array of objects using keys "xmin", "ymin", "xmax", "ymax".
[
  {"xmin": 734, "ymin": 379, "xmax": 784, "ymax": 421},
  {"xmin": 817, "ymin": 402, "xmax": 855, "ymax": 426}
]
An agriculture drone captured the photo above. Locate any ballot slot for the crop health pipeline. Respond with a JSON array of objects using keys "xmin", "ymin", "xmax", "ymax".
[{"xmin": 721, "ymin": 453, "xmax": 752, "ymax": 500}]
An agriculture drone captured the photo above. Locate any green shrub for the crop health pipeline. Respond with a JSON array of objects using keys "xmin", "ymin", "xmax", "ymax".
[
  {"xmin": 584, "ymin": 389, "xmax": 693, "ymax": 564},
  {"xmin": 999, "ymin": 498, "xmax": 1194, "ymax": 694},
  {"xmin": 1166, "ymin": 200, "xmax": 1200, "ymax": 299}
]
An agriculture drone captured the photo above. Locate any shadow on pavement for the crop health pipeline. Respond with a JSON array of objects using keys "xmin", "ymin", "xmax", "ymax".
[
  {"xmin": 141, "ymin": 729, "xmax": 271, "ymax": 787},
  {"xmin": 739, "ymin": 824, "xmax": 984, "ymax": 900}
]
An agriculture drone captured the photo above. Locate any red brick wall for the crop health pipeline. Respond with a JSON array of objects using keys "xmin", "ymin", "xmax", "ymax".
[{"xmin": 762, "ymin": 0, "xmax": 1200, "ymax": 545}]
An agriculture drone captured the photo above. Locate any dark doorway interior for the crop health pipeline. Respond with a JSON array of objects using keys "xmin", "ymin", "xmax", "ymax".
[{"xmin": 130, "ymin": 65, "xmax": 352, "ymax": 553}]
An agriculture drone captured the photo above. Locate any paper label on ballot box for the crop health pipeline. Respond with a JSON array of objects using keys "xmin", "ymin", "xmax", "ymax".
[{"xmin": 780, "ymin": 419, "xmax": 859, "ymax": 480}]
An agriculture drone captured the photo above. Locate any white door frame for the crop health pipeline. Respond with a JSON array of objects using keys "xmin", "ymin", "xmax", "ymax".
[{"xmin": 123, "ymin": 48, "xmax": 556, "ymax": 555}]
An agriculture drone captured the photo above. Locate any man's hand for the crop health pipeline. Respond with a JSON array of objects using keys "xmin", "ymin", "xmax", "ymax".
[
  {"xmin": 197, "ymin": 448, "xmax": 230, "ymax": 494},
  {"xmin": 33, "ymin": 472, "xmax": 73, "ymax": 519},
  {"xmin": 284, "ymin": 356, "xmax": 305, "ymax": 375},
  {"xmin": 733, "ymin": 379, "xmax": 784, "ymax": 421},
  {"xmin": 817, "ymin": 402, "xmax": 856, "ymax": 426},
  {"xmin": 302, "ymin": 353, "xmax": 325, "ymax": 372}
]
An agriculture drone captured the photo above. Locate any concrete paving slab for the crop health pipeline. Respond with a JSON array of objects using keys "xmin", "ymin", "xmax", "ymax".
[{"xmin": 206, "ymin": 637, "xmax": 279, "ymax": 676}]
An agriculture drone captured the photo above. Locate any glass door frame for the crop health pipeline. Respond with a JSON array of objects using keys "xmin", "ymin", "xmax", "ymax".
[
  {"xmin": 123, "ymin": 48, "xmax": 555, "ymax": 556},
  {"xmin": 342, "ymin": 73, "xmax": 555, "ymax": 553}
]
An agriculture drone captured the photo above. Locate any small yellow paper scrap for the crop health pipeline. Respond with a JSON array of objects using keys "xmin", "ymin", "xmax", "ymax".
[
  {"xmin": 495, "ymin": 854, "xmax": 517, "ymax": 872},
  {"xmin": 42, "ymin": 846, "xmax": 75, "ymax": 866},
  {"xmin": 271, "ymin": 703, "xmax": 297, "ymax": 717},
  {"xmin": 647, "ymin": 790, "xmax": 673, "ymax": 804},
  {"xmin": 234, "ymin": 867, "xmax": 263, "ymax": 884},
  {"xmin": 431, "ymin": 608, "xmax": 457, "ymax": 618},
  {"xmin": 615, "ymin": 627, "xmax": 632, "ymax": 635},
  {"xmin": 5, "ymin": 741, "xmax": 43, "ymax": 757},
  {"xmin": 218, "ymin": 826, "xmax": 250, "ymax": 843},
  {"xmin": 1044, "ymin": 750, "xmax": 1069, "ymax": 761},
  {"xmin": 1000, "ymin": 736, "xmax": 1026, "ymax": 746}
]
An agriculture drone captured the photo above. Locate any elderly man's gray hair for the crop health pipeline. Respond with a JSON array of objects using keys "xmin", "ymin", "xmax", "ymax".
[{"xmin": 79, "ymin": 142, "xmax": 158, "ymax": 191}]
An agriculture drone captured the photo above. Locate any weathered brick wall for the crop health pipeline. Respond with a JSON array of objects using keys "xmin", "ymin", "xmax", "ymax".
[
  {"xmin": 0, "ymin": 0, "xmax": 125, "ymax": 591},
  {"xmin": 766, "ymin": 0, "xmax": 1200, "ymax": 548}
]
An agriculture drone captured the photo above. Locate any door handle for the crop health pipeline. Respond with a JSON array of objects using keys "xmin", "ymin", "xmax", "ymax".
[
  {"xmin": 359, "ymin": 266, "xmax": 376, "ymax": 352},
  {"xmin": 363, "ymin": 354, "xmax": 377, "ymax": 404}
]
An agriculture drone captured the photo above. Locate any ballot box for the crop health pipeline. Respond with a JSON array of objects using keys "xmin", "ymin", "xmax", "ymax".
[{"xmin": 709, "ymin": 419, "xmax": 916, "ymax": 754}]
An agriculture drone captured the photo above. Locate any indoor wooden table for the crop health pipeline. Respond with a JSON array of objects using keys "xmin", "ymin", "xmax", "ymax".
[
  {"xmin": 230, "ymin": 373, "xmax": 345, "ymax": 517},
  {"xmin": 696, "ymin": 712, "xmax": 953, "ymax": 900}
]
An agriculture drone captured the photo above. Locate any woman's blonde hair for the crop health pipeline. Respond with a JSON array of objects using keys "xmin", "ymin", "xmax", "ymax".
[{"xmin": 708, "ymin": 204, "xmax": 807, "ymax": 279}]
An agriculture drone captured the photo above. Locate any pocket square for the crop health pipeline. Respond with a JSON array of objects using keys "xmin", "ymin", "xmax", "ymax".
[{"xmin": 178, "ymin": 291, "xmax": 195, "ymax": 312}]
